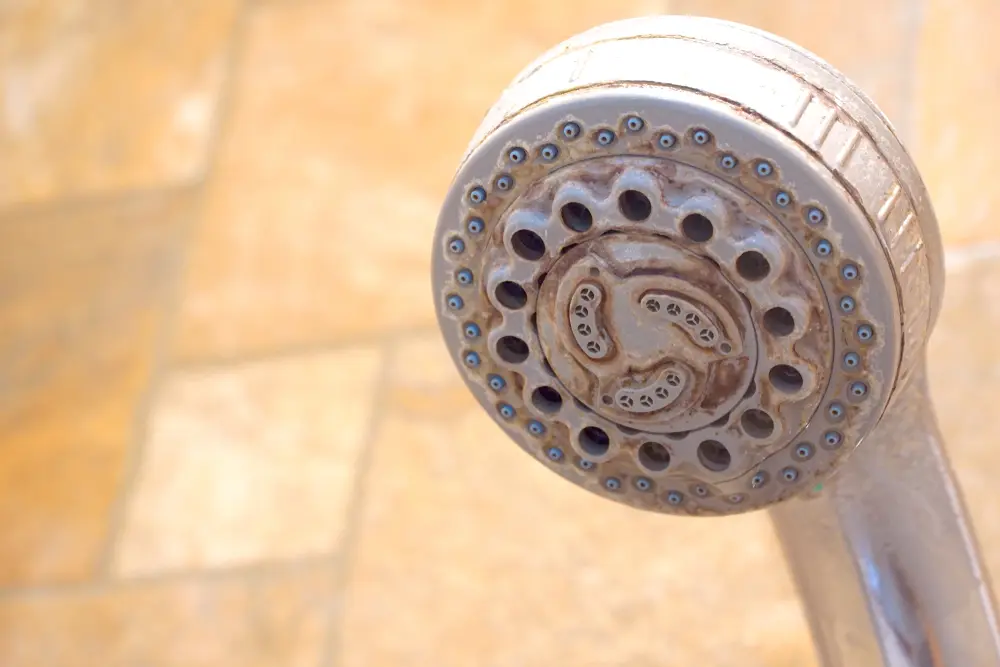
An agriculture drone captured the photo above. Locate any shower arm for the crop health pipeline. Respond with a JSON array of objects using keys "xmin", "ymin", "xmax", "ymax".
[{"xmin": 772, "ymin": 361, "xmax": 1000, "ymax": 666}]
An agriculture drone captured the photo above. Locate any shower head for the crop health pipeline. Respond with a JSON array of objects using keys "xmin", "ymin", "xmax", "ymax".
[{"xmin": 431, "ymin": 16, "xmax": 942, "ymax": 515}]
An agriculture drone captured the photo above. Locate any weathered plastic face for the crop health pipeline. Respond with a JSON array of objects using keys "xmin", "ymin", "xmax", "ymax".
[{"xmin": 431, "ymin": 17, "xmax": 938, "ymax": 514}]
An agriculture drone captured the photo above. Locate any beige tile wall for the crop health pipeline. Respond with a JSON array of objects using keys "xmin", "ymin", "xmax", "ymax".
[{"xmin": 1, "ymin": 0, "xmax": 998, "ymax": 665}]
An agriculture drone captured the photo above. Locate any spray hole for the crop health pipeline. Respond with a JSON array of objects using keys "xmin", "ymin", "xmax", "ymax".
[
  {"xmin": 741, "ymin": 409, "xmax": 774, "ymax": 439},
  {"xmin": 495, "ymin": 281, "xmax": 527, "ymax": 309},
  {"xmin": 531, "ymin": 386, "xmax": 563, "ymax": 413},
  {"xmin": 769, "ymin": 365, "xmax": 803, "ymax": 393},
  {"xmin": 638, "ymin": 441, "xmax": 671, "ymax": 471},
  {"xmin": 561, "ymin": 202, "xmax": 593, "ymax": 232},
  {"xmin": 618, "ymin": 190, "xmax": 652, "ymax": 221},
  {"xmin": 697, "ymin": 440, "xmax": 731, "ymax": 471},
  {"xmin": 736, "ymin": 251, "xmax": 770, "ymax": 281},
  {"xmin": 579, "ymin": 427, "xmax": 611, "ymax": 457},
  {"xmin": 681, "ymin": 213, "xmax": 714, "ymax": 242},
  {"xmin": 763, "ymin": 307, "xmax": 795, "ymax": 337},
  {"xmin": 496, "ymin": 336, "xmax": 529, "ymax": 363},
  {"xmin": 511, "ymin": 229, "xmax": 546, "ymax": 261}
]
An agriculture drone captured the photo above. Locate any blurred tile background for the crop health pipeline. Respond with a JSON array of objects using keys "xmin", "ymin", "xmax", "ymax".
[{"xmin": 1, "ymin": 0, "xmax": 998, "ymax": 665}]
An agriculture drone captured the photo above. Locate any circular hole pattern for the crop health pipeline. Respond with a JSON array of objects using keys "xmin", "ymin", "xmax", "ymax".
[
  {"xmin": 560, "ymin": 202, "xmax": 593, "ymax": 232},
  {"xmin": 507, "ymin": 147, "xmax": 526, "ymax": 163},
  {"xmin": 658, "ymin": 132, "xmax": 676, "ymax": 149},
  {"xmin": 510, "ymin": 229, "xmax": 546, "ymax": 261},
  {"xmin": 638, "ymin": 441, "xmax": 671, "ymax": 472},
  {"xmin": 468, "ymin": 186, "xmax": 486, "ymax": 204},
  {"xmin": 561, "ymin": 122, "xmax": 581, "ymax": 140},
  {"xmin": 719, "ymin": 154, "xmax": 738, "ymax": 169},
  {"xmin": 697, "ymin": 440, "xmax": 731, "ymax": 471},
  {"xmin": 579, "ymin": 426, "xmax": 611, "ymax": 457},
  {"xmin": 763, "ymin": 307, "xmax": 795, "ymax": 337},
  {"xmin": 736, "ymin": 251, "xmax": 770, "ymax": 281},
  {"xmin": 618, "ymin": 190, "xmax": 652, "ymax": 221},
  {"xmin": 681, "ymin": 213, "xmax": 714, "ymax": 242},
  {"xmin": 467, "ymin": 218, "xmax": 484, "ymax": 234},
  {"xmin": 692, "ymin": 129, "xmax": 712, "ymax": 145},
  {"xmin": 595, "ymin": 129, "xmax": 616, "ymax": 146},
  {"xmin": 496, "ymin": 336, "xmax": 529, "ymax": 363},
  {"xmin": 625, "ymin": 116, "xmax": 644, "ymax": 132},
  {"xmin": 823, "ymin": 431, "xmax": 843, "ymax": 449},
  {"xmin": 774, "ymin": 191, "xmax": 791, "ymax": 207},
  {"xmin": 495, "ymin": 281, "xmax": 528, "ymax": 309},
  {"xmin": 539, "ymin": 144, "xmax": 559, "ymax": 161},
  {"xmin": 769, "ymin": 364, "xmax": 803, "ymax": 393},
  {"xmin": 741, "ymin": 409, "xmax": 775, "ymax": 439},
  {"xmin": 531, "ymin": 386, "xmax": 563, "ymax": 414}
]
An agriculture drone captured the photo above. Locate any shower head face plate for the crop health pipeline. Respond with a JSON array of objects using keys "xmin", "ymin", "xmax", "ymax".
[{"xmin": 431, "ymin": 18, "xmax": 936, "ymax": 514}]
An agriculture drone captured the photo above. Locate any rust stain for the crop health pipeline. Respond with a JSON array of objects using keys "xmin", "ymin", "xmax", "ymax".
[{"xmin": 701, "ymin": 356, "xmax": 750, "ymax": 411}]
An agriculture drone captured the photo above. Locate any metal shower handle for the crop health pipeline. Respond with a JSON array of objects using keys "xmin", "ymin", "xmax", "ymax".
[{"xmin": 773, "ymin": 363, "xmax": 1000, "ymax": 666}]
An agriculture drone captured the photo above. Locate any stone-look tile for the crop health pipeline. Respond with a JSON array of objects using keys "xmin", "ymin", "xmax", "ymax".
[
  {"xmin": 670, "ymin": 0, "xmax": 911, "ymax": 127},
  {"xmin": 0, "ymin": 564, "xmax": 335, "ymax": 667},
  {"xmin": 341, "ymin": 333, "xmax": 814, "ymax": 667},
  {"xmin": 929, "ymin": 257, "xmax": 1000, "ymax": 581},
  {"xmin": 915, "ymin": 0, "xmax": 1000, "ymax": 245},
  {"xmin": 0, "ymin": 0, "xmax": 239, "ymax": 207},
  {"xmin": 0, "ymin": 192, "xmax": 190, "ymax": 586},
  {"xmin": 175, "ymin": 0, "xmax": 669, "ymax": 361},
  {"xmin": 112, "ymin": 347, "xmax": 382, "ymax": 576}
]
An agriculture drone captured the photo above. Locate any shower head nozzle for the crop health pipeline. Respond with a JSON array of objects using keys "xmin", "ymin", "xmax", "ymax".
[{"xmin": 431, "ymin": 16, "xmax": 941, "ymax": 514}]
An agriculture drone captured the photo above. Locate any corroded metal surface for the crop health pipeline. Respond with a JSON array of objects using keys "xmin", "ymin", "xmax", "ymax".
[
  {"xmin": 433, "ymin": 17, "xmax": 911, "ymax": 513},
  {"xmin": 431, "ymin": 14, "xmax": 1000, "ymax": 665}
]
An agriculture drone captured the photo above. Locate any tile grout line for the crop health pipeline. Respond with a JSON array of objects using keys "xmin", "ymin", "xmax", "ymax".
[
  {"xmin": 0, "ymin": 553, "xmax": 337, "ymax": 601},
  {"xmin": 171, "ymin": 325, "xmax": 440, "ymax": 373},
  {"xmin": 896, "ymin": 0, "xmax": 924, "ymax": 147},
  {"xmin": 0, "ymin": 180, "xmax": 203, "ymax": 224},
  {"xmin": 317, "ymin": 340, "xmax": 397, "ymax": 667},
  {"xmin": 944, "ymin": 240, "xmax": 1000, "ymax": 272},
  {"xmin": 93, "ymin": 0, "xmax": 253, "ymax": 580}
]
